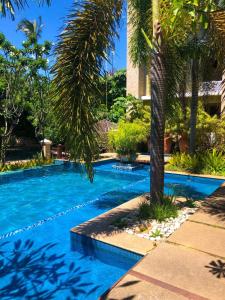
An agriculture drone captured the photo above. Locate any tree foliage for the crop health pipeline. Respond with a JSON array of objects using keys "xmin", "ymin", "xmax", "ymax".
[
  {"xmin": 53, "ymin": 0, "xmax": 123, "ymax": 181},
  {"xmin": 0, "ymin": 0, "xmax": 51, "ymax": 19}
]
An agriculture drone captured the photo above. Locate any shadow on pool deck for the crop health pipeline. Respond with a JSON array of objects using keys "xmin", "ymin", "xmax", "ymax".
[
  {"xmin": 73, "ymin": 196, "xmax": 141, "ymax": 238},
  {"xmin": 72, "ymin": 181, "xmax": 225, "ymax": 299},
  {"xmin": 200, "ymin": 185, "xmax": 225, "ymax": 222},
  {"xmin": 205, "ymin": 259, "xmax": 225, "ymax": 279},
  {"xmin": 0, "ymin": 239, "xmax": 99, "ymax": 299}
]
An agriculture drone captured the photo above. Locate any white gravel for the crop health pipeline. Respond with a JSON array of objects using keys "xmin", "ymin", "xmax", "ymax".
[{"xmin": 121, "ymin": 207, "xmax": 198, "ymax": 241}]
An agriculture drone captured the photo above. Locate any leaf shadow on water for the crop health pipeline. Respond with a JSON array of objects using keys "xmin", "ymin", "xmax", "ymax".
[
  {"xmin": 165, "ymin": 183, "xmax": 206, "ymax": 200},
  {"xmin": 93, "ymin": 190, "xmax": 141, "ymax": 210},
  {"xmin": 0, "ymin": 239, "xmax": 100, "ymax": 300}
]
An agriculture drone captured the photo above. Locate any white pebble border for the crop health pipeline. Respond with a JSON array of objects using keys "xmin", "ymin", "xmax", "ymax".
[{"xmin": 115, "ymin": 207, "xmax": 198, "ymax": 242}]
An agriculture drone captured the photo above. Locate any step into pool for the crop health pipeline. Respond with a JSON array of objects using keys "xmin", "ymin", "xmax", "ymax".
[{"xmin": 0, "ymin": 160, "xmax": 223, "ymax": 299}]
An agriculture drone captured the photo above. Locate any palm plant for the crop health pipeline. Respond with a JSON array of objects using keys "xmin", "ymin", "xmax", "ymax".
[
  {"xmin": 52, "ymin": 0, "xmax": 123, "ymax": 181},
  {"xmin": 122, "ymin": 0, "xmax": 189, "ymax": 203},
  {"xmin": 53, "ymin": 0, "xmax": 190, "ymax": 204},
  {"xmin": 17, "ymin": 16, "xmax": 43, "ymax": 47},
  {"xmin": 149, "ymin": 0, "xmax": 166, "ymax": 203},
  {"xmin": 0, "ymin": 0, "xmax": 51, "ymax": 19},
  {"xmin": 174, "ymin": 1, "xmax": 225, "ymax": 154},
  {"xmin": 18, "ymin": 17, "xmax": 52, "ymax": 142}
]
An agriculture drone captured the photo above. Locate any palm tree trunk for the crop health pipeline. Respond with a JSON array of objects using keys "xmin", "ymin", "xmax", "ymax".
[
  {"xmin": 221, "ymin": 69, "xmax": 225, "ymax": 116},
  {"xmin": 150, "ymin": 0, "xmax": 165, "ymax": 204},
  {"xmin": 189, "ymin": 57, "xmax": 199, "ymax": 154}
]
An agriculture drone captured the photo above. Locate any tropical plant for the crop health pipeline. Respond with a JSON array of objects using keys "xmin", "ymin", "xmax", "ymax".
[
  {"xmin": 18, "ymin": 17, "xmax": 53, "ymax": 142},
  {"xmin": 166, "ymin": 150, "xmax": 225, "ymax": 176},
  {"xmin": 165, "ymin": 103, "xmax": 225, "ymax": 152},
  {"xmin": 53, "ymin": 0, "xmax": 123, "ymax": 181},
  {"xmin": 108, "ymin": 94, "xmax": 140, "ymax": 122},
  {"xmin": 108, "ymin": 121, "xmax": 147, "ymax": 161},
  {"xmin": 138, "ymin": 195, "xmax": 178, "ymax": 222},
  {"xmin": 108, "ymin": 96, "xmax": 130, "ymax": 122},
  {"xmin": 100, "ymin": 69, "xmax": 126, "ymax": 108},
  {"xmin": 18, "ymin": 16, "xmax": 43, "ymax": 47},
  {"xmin": 173, "ymin": 0, "xmax": 225, "ymax": 154},
  {"xmin": 196, "ymin": 111, "xmax": 225, "ymax": 153},
  {"xmin": 166, "ymin": 152, "xmax": 201, "ymax": 173},
  {"xmin": 52, "ymin": 0, "xmax": 224, "ymax": 202},
  {"xmin": 0, "ymin": 155, "xmax": 53, "ymax": 172},
  {"xmin": 202, "ymin": 149, "xmax": 225, "ymax": 175},
  {"xmin": 0, "ymin": 33, "xmax": 29, "ymax": 165},
  {"xmin": 150, "ymin": 229, "xmax": 163, "ymax": 238},
  {"xmin": 0, "ymin": 0, "xmax": 51, "ymax": 19}
]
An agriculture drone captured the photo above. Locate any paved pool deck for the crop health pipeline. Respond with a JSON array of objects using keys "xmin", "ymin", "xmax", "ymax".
[{"xmin": 71, "ymin": 172, "xmax": 225, "ymax": 299}]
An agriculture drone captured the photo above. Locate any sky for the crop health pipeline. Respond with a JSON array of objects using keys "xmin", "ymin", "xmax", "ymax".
[{"xmin": 0, "ymin": 0, "xmax": 127, "ymax": 71}]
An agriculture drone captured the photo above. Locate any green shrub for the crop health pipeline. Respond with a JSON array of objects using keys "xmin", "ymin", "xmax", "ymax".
[
  {"xmin": 108, "ymin": 121, "xmax": 147, "ymax": 160},
  {"xmin": 149, "ymin": 196, "xmax": 178, "ymax": 222},
  {"xmin": 0, "ymin": 155, "xmax": 53, "ymax": 172},
  {"xmin": 139, "ymin": 200, "xmax": 152, "ymax": 220},
  {"xmin": 201, "ymin": 150, "xmax": 225, "ymax": 176},
  {"xmin": 138, "ymin": 195, "xmax": 178, "ymax": 222},
  {"xmin": 150, "ymin": 229, "xmax": 163, "ymax": 238},
  {"xmin": 166, "ymin": 153, "xmax": 201, "ymax": 173},
  {"xmin": 166, "ymin": 150, "xmax": 225, "ymax": 176}
]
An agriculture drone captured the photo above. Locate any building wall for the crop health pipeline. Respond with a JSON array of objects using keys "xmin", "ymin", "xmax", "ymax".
[
  {"xmin": 126, "ymin": 9, "xmax": 224, "ymax": 115},
  {"xmin": 126, "ymin": 5, "xmax": 147, "ymax": 99}
]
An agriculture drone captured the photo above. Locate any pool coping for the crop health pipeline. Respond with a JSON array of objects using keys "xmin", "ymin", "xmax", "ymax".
[
  {"xmin": 70, "ymin": 180, "xmax": 225, "ymax": 253},
  {"xmin": 100, "ymin": 182, "xmax": 225, "ymax": 300},
  {"xmin": 70, "ymin": 195, "xmax": 156, "ymax": 256},
  {"xmin": 70, "ymin": 169, "xmax": 225, "ymax": 300}
]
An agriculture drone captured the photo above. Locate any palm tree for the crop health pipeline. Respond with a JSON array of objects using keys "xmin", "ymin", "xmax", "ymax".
[
  {"xmin": 18, "ymin": 17, "xmax": 50, "ymax": 142},
  {"xmin": 150, "ymin": 0, "xmax": 166, "ymax": 203},
  {"xmin": 52, "ymin": 1, "xmax": 123, "ymax": 182},
  {"xmin": 176, "ymin": 1, "xmax": 225, "ymax": 154},
  {"xmin": 0, "ymin": 0, "xmax": 51, "ymax": 19},
  {"xmin": 52, "ymin": 0, "xmax": 188, "ymax": 200},
  {"xmin": 17, "ymin": 16, "xmax": 43, "ymax": 45}
]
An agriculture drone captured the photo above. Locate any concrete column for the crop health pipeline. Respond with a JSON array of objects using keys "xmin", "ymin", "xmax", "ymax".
[
  {"xmin": 41, "ymin": 139, "xmax": 52, "ymax": 160},
  {"xmin": 57, "ymin": 144, "xmax": 63, "ymax": 159}
]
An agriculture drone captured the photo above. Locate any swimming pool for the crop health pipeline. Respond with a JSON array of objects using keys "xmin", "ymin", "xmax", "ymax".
[{"xmin": 0, "ymin": 160, "xmax": 223, "ymax": 299}]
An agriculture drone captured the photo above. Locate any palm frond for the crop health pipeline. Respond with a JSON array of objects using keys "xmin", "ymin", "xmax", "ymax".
[
  {"xmin": 17, "ymin": 16, "xmax": 43, "ymax": 40},
  {"xmin": 128, "ymin": 0, "xmax": 152, "ymax": 66},
  {"xmin": 52, "ymin": 0, "xmax": 123, "ymax": 181},
  {"xmin": 0, "ymin": 0, "xmax": 51, "ymax": 19}
]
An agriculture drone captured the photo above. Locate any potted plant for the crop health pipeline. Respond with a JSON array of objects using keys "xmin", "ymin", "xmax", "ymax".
[{"xmin": 108, "ymin": 121, "xmax": 147, "ymax": 163}]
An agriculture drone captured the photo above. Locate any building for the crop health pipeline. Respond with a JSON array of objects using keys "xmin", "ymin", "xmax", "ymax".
[{"xmin": 126, "ymin": 14, "xmax": 225, "ymax": 117}]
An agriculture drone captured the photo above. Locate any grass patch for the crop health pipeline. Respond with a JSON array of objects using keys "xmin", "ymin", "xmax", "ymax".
[{"xmin": 139, "ymin": 195, "xmax": 179, "ymax": 222}]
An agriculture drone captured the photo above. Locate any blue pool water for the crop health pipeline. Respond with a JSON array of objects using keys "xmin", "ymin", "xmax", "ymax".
[{"xmin": 0, "ymin": 160, "xmax": 223, "ymax": 299}]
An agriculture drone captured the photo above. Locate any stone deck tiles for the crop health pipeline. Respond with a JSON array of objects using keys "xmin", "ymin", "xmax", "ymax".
[
  {"xmin": 168, "ymin": 221, "xmax": 225, "ymax": 258},
  {"xmin": 101, "ymin": 273, "xmax": 187, "ymax": 300},
  {"xmin": 102, "ymin": 182, "xmax": 225, "ymax": 300},
  {"xmin": 132, "ymin": 243, "xmax": 224, "ymax": 300},
  {"xmin": 70, "ymin": 160, "xmax": 225, "ymax": 300}
]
